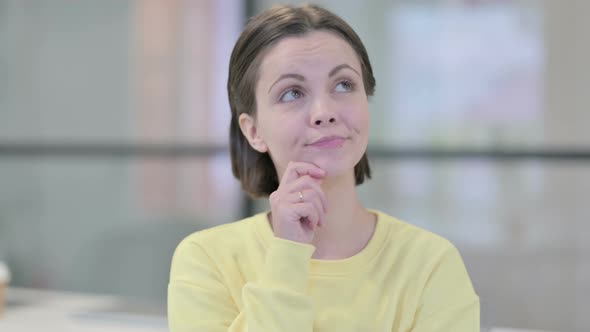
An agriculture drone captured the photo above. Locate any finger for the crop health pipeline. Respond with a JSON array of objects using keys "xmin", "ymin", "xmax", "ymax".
[
  {"xmin": 293, "ymin": 202, "xmax": 320, "ymax": 229},
  {"xmin": 281, "ymin": 161, "xmax": 326, "ymax": 185},
  {"xmin": 302, "ymin": 189, "xmax": 325, "ymax": 227},
  {"xmin": 290, "ymin": 188, "xmax": 324, "ymax": 225},
  {"xmin": 305, "ymin": 180, "xmax": 328, "ymax": 214},
  {"xmin": 287, "ymin": 175, "xmax": 328, "ymax": 213}
]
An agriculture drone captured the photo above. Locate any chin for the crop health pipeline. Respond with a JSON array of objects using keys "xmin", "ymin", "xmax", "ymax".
[{"xmin": 306, "ymin": 155, "xmax": 361, "ymax": 179}]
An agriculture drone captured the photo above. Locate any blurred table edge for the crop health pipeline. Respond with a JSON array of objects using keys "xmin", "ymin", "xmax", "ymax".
[{"xmin": 1, "ymin": 287, "xmax": 168, "ymax": 332}]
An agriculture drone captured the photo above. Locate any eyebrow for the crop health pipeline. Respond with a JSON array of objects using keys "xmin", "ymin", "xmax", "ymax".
[
  {"xmin": 268, "ymin": 73, "xmax": 305, "ymax": 94},
  {"xmin": 267, "ymin": 63, "xmax": 361, "ymax": 94},
  {"xmin": 329, "ymin": 63, "xmax": 360, "ymax": 78}
]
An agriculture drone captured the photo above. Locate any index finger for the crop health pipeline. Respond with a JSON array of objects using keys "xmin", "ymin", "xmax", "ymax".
[{"xmin": 281, "ymin": 161, "xmax": 326, "ymax": 185}]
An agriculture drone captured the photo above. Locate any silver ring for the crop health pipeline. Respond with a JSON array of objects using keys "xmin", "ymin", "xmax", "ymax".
[{"xmin": 298, "ymin": 191, "xmax": 304, "ymax": 203}]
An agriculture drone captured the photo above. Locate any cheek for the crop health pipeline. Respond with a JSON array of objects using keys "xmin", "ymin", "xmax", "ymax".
[
  {"xmin": 262, "ymin": 114, "xmax": 303, "ymax": 149},
  {"xmin": 358, "ymin": 109, "xmax": 370, "ymax": 130},
  {"xmin": 346, "ymin": 100, "xmax": 370, "ymax": 133}
]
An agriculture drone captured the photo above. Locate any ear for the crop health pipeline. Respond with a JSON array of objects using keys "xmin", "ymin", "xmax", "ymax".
[{"xmin": 238, "ymin": 113, "xmax": 268, "ymax": 153}]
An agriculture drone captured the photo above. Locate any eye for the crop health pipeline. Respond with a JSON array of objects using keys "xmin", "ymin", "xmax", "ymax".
[
  {"xmin": 334, "ymin": 80, "xmax": 355, "ymax": 93},
  {"xmin": 279, "ymin": 88, "xmax": 304, "ymax": 103}
]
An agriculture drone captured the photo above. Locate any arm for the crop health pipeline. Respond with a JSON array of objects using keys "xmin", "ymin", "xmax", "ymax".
[
  {"xmin": 168, "ymin": 236, "xmax": 316, "ymax": 332},
  {"xmin": 409, "ymin": 246, "xmax": 480, "ymax": 332}
]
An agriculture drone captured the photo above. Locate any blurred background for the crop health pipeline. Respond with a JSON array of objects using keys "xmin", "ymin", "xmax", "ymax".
[{"xmin": 0, "ymin": 0, "xmax": 588, "ymax": 331}]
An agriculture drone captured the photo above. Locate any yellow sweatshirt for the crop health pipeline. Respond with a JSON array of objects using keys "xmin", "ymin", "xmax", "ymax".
[{"xmin": 168, "ymin": 210, "xmax": 479, "ymax": 332}]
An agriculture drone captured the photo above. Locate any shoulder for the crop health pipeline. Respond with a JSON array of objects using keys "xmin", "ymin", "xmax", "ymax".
[
  {"xmin": 170, "ymin": 213, "xmax": 266, "ymax": 282},
  {"xmin": 374, "ymin": 211, "xmax": 475, "ymax": 291},
  {"xmin": 373, "ymin": 210, "xmax": 464, "ymax": 278},
  {"xmin": 176, "ymin": 213, "xmax": 263, "ymax": 250},
  {"xmin": 172, "ymin": 213, "xmax": 264, "ymax": 260},
  {"xmin": 375, "ymin": 210, "xmax": 456, "ymax": 254}
]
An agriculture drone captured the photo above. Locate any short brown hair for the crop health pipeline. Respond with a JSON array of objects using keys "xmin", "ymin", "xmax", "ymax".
[{"xmin": 228, "ymin": 4, "xmax": 375, "ymax": 198}]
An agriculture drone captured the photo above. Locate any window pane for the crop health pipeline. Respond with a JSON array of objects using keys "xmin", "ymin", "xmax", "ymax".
[{"xmin": 0, "ymin": 157, "xmax": 242, "ymax": 303}]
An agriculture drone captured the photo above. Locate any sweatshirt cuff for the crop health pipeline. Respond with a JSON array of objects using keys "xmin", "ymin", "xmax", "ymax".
[{"xmin": 260, "ymin": 237, "xmax": 316, "ymax": 293}]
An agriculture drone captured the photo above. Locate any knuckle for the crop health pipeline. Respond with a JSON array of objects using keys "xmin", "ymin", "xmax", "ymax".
[
  {"xmin": 269, "ymin": 191, "xmax": 283, "ymax": 204},
  {"xmin": 309, "ymin": 188, "xmax": 320, "ymax": 198},
  {"xmin": 300, "ymin": 174, "xmax": 311, "ymax": 181}
]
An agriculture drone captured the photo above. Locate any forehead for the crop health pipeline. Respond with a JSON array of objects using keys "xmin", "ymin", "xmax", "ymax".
[{"xmin": 258, "ymin": 30, "xmax": 360, "ymax": 78}]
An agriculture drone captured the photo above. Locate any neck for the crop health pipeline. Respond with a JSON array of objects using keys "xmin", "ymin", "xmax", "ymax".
[{"xmin": 310, "ymin": 172, "xmax": 375, "ymax": 259}]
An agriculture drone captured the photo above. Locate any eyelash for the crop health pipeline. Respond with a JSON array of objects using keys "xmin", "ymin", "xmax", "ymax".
[
  {"xmin": 278, "ymin": 79, "xmax": 356, "ymax": 103},
  {"xmin": 279, "ymin": 87, "xmax": 304, "ymax": 103},
  {"xmin": 335, "ymin": 79, "xmax": 356, "ymax": 92}
]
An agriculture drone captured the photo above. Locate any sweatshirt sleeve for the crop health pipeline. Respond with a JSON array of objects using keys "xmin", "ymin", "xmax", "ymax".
[
  {"xmin": 168, "ymin": 236, "xmax": 316, "ymax": 332},
  {"xmin": 409, "ymin": 245, "xmax": 480, "ymax": 332}
]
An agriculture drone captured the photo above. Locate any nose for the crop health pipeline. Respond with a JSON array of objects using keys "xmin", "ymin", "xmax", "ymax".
[{"xmin": 310, "ymin": 98, "xmax": 337, "ymax": 127}]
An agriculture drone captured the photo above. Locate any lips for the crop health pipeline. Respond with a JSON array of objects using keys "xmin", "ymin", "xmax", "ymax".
[{"xmin": 308, "ymin": 135, "xmax": 348, "ymax": 148}]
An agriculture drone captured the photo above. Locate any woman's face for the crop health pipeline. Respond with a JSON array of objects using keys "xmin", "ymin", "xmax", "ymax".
[{"xmin": 240, "ymin": 30, "xmax": 369, "ymax": 180}]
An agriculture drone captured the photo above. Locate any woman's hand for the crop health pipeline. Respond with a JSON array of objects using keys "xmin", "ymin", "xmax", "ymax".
[{"xmin": 268, "ymin": 161, "xmax": 328, "ymax": 244}]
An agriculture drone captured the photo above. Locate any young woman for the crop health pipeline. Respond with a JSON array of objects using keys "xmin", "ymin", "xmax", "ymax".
[{"xmin": 168, "ymin": 4, "xmax": 479, "ymax": 331}]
